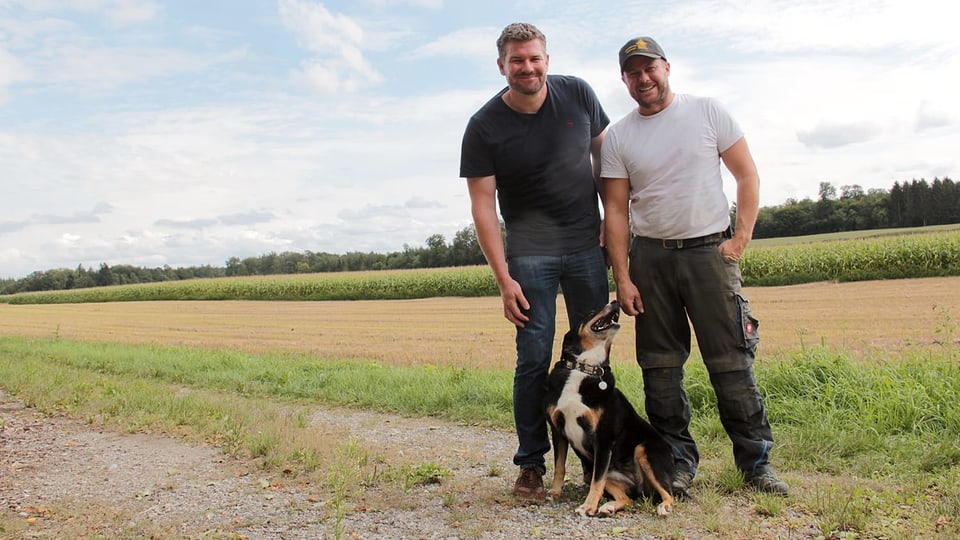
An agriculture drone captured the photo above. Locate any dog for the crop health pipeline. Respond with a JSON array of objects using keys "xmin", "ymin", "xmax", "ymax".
[{"xmin": 543, "ymin": 300, "xmax": 675, "ymax": 517}]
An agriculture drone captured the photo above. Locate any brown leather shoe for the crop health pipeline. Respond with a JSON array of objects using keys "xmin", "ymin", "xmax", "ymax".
[{"xmin": 513, "ymin": 467, "xmax": 545, "ymax": 501}]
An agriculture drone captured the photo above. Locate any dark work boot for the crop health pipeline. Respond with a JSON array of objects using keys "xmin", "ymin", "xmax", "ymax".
[
  {"xmin": 671, "ymin": 468, "xmax": 694, "ymax": 500},
  {"xmin": 745, "ymin": 468, "xmax": 789, "ymax": 496}
]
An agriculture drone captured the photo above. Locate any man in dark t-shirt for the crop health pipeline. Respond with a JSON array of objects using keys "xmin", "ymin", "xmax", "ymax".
[{"xmin": 459, "ymin": 22, "xmax": 610, "ymax": 501}]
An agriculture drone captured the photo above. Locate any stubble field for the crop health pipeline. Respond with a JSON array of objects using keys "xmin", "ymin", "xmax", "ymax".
[{"xmin": 1, "ymin": 276, "xmax": 957, "ymax": 365}]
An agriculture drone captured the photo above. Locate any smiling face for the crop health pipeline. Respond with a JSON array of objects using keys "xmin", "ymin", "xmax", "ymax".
[
  {"xmin": 621, "ymin": 55, "xmax": 673, "ymax": 115},
  {"xmin": 497, "ymin": 38, "xmax": 549, "ymax": 96}
]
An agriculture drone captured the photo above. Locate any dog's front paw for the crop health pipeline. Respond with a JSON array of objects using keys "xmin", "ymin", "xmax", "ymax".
[
  {"xmin": 575, "ymin": 503, "xmax": 597, "ymax": 517},
  {"xmin": 656, "ymin": 501, "xmax": 672, "ymax": 517},
  {"xmin": 547, "ymin": 481, "xmax": 564, "ymax": 498},
  {"xmin": 597, "ymin": 501, "xmax": 618, "ymax": 516},
  {"xmin": 547, "ymin": 487, "xmax": 562, "ymax": 500}
]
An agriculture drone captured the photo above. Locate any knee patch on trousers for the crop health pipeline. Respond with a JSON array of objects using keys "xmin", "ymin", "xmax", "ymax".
[{"xmin": 709, "ymin": 370, "xmax": 765, "ymax": 422}]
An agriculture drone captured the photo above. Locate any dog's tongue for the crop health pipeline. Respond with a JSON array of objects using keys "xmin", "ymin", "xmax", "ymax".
[{"xmin": 592, "ymin": 308, "xmax": 620, "ymax": 331}]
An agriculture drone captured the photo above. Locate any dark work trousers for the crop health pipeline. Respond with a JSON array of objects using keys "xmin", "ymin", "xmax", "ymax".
[{"xmin": 629, "ymin": 235, "xmax": 775, "ymax": 477}]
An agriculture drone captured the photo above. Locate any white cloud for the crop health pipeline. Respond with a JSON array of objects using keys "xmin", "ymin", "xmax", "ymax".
[
  {"xmin": 0, "ymin": 45, "xmax": 30, "ymax": 100},
  {"xmin": 916, "ymin": 101, "xmax": 954, "ymax": 132},
  {"xmin": 365, "ymin": 0, "xmax": 443, "ymax": 8},
  {"xmin": 278, "ymin": 0, "xmax": 382, "ymax": 93},
  {"xmin": 43, "ymin": 45, "xmax": 238, "ymax": 91},
  {"xmin": 648, "ymin": 0, "xmax": 953, "ymax": 55},
  {"xmin": 411, "ymin": 27, "xmax": 497, "ymax": 59},
  {"xmin": 0, "ymin": 0, "xmax": 159, "ymax": 24},
  {"xmin": 0, "ymin": 5, "xmax": 244, "ymax": 95},
  {"xmin": 102, "ymin": 0, "xmax": 159, "ymax": 25},
  {"xmin": 796, "ymin": 122, "xmax": 881, "ymax": 150},
  {"xmin": 278, "ymin": 0, "xmax": 364, "ymax": 51}
]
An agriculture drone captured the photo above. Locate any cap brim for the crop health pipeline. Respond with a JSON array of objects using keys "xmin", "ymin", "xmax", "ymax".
[{"xmin": 620, "ymin": 52, "xmax": 662, "ymax": 69}]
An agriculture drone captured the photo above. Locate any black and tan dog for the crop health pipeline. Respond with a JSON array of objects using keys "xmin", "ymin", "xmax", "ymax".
[{"xmin": 543, "ymin": 300, "xmax": 675, "ymax": 517}]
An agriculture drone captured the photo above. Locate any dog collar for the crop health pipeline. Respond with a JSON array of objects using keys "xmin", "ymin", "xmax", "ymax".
[{"xmin": 562, "ymin": 359, "xmax": 605, "ymax": 378}]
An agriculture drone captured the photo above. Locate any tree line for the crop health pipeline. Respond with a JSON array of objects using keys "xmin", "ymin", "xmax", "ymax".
[
  {"xmin": 2, "ymin": 177, "xmax": 957, "ymax": 296},
  {"xmin": 1, "ymin": 227, "xmax": 487, "ymax": 295},
  {"xmin": 754, "ymin": 177, "xmax": 960, "ymax": 238}
]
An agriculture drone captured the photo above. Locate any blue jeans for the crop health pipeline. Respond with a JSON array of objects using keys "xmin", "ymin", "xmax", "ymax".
[{"xmin": 507, "ymin": 246, "xmax": 610, "ymax": 472}]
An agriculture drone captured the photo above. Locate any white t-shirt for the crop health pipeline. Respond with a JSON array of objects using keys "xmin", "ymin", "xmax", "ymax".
[{"xmin": 601, "ymin": 93, "xmax": 743, "ymax": 239}]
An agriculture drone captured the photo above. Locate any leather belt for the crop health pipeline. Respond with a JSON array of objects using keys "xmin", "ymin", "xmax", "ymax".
[{"xmin": 638, "ymin": 230, "xmax": 728, "ymax": 250}]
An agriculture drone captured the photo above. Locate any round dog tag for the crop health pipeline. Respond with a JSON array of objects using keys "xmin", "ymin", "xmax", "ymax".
[{"xmin": 598, "ymin": 381, "xmax": 608, "ymax": 390}]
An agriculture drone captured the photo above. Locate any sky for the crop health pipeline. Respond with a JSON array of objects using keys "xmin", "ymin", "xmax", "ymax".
[{"xmin": 1, "ymin": 1, "xmax": 957, "ymax": 279}]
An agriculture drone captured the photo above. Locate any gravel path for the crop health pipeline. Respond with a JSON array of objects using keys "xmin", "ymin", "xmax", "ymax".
[{"xmin": 1, "ymin": 390, "xmax": 818, "ymax": 539}]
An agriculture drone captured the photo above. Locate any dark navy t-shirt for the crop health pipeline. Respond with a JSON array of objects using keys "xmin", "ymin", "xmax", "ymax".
[{"xmin": 460, "ymin": 75, "xmax": 609, "ymax": 258}]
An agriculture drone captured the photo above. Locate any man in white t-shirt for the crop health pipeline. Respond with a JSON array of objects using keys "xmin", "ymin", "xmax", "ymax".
[{"xmin": 601, "ymin": 36, "xmax": 789, "ymax": 498}]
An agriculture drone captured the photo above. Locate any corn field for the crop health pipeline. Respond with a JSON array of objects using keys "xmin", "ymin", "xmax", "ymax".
[
  {"xmin": 741, "ymin": 231, "xmax": 960, "ymax": 285},
  {"xmin": 1, "ymin": 267, "xmax": 501, "ymax": 304}
]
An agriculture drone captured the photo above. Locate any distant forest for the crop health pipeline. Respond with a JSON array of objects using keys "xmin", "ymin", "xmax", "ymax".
[
  {"xmin": 2, "ymin": 177, "xmax": 958, "ymax": 296},
  {"xmin": 754, "ymin": 178, "xmax": 959, "ymax": 237}
]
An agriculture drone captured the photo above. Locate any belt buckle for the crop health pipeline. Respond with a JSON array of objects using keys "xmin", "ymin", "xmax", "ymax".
[{"xmin": 662, "ymin": 239, "xmax": 682, "ymax": 249}]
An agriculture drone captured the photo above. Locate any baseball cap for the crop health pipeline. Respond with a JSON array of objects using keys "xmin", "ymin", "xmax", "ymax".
[{"xmin": 618, "ymin": 37, "xmax": 666, "ymax": 71}]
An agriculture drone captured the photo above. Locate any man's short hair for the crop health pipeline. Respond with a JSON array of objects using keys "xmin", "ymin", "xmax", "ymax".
[{"xmin": 496, "ymin": 22, "xmax": 546, "ymax": 60}]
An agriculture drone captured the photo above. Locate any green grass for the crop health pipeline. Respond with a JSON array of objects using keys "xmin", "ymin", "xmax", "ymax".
[
  {"xmin": 1, "ymin": 336, "xmax": 959, "ymax": 538},
  {"xmin": 0, "ymin": 338, "xmax": 514, "ymax": 426}
]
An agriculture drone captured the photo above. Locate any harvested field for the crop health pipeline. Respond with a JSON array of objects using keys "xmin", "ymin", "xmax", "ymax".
[{"xmin": 1, "ymin": 276, "xmax": 957, "ymax": 367}]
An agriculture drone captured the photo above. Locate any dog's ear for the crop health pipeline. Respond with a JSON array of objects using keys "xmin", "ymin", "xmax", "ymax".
[{"xmin": 560, "ymin": 329, "xmax": 582, "ymax": 358}]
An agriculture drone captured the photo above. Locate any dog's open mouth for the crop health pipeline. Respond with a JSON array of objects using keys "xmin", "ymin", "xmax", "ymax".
[{"xmin": 590, "ymin": 303, "xmax": 621, "ymax": 333}]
